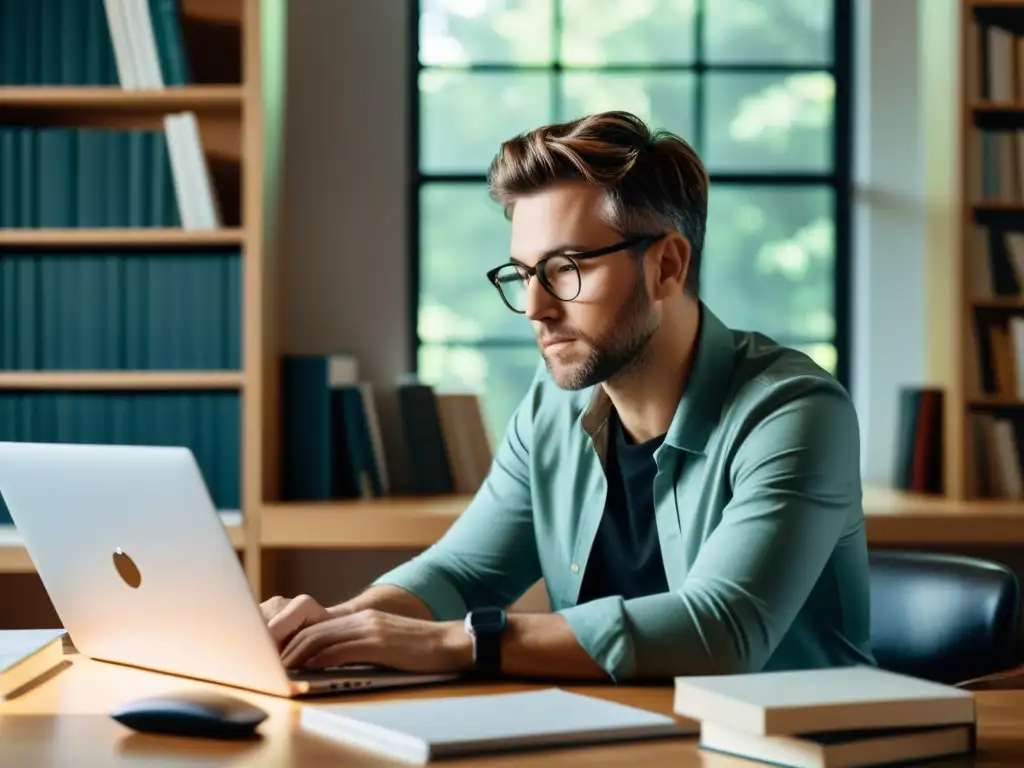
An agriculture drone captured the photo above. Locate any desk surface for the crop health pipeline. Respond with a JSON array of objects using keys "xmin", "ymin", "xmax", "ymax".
[{"xmin": 3, "ymin": 654, "xmax": 1024, "ymax": 766}]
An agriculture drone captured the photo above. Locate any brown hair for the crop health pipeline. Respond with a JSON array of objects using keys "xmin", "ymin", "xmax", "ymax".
[{"xmin": 487, "ymin": 110, "xmax": 709, "ymax": 294}]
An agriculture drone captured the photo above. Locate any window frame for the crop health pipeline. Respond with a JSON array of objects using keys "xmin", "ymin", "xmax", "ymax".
[{"xmin": 407, "ymin": 0, "xmax": 854, "ymax": 389}]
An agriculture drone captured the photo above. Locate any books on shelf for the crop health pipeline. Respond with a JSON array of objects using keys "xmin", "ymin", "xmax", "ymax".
[
  {"xmin": 163, "ymin": 112, "xmax": 222, "ymax": 230},
  {"xmin": 1, "ymin": 0, "xmax": 222, "ymax": 231},
  {"xmin": 964, "ymin": 222, "xmax": 1024, "ymax": 498},
  {"xmin": 673, "ymin": 665, "xmax": 976, "ymax": 768},
  {"xmin": 0, "ymin": 121, "xmax": 221, "ymax": 231},
  {"xmin": 280, "ymin": 355, "xmax": 495, "ymax": 502},
  {"xmin": 0, "ymin": 0, "xmax": 190, "ymax": 88},
  {"xmin": 971, "ymin": 411, "xmax": 1024, "ymax": 499},
  {"xmin": 972, "ymin": 11, "xmax": 1024, "ymax": 104},
  {"xmin": 0, "ymin": 0, "xmax": 240, "ymax": 525},
  {"xmin": 105, "ymin": 0, "xmax": 191, "ymax": 88},
  {"xmin": 1, "ymin": 629, "xmax": 67, "ymax": 700},
  {"xmin": 892, "ymin": 388, "xmax": 943, "ymax": 494},
  {"xmin": 281, "ymin": 354, "xmax": 389, "ymax": 501},
  {"xmin": 299, "ymin": 688, "xmax": 691, "ymax": 764}
]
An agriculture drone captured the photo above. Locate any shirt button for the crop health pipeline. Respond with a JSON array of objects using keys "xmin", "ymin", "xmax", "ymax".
[{"xmin": 570, "ymin": 563, "xmax": 579, "ymax": 573}]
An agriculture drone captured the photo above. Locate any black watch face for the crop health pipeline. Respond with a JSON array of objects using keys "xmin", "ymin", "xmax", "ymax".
[{"xmin": 472, "ymin": 608, "xmax": 505, "ymax": 631}]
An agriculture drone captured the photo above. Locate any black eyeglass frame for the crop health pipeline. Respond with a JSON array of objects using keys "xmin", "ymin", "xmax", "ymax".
[{"xmin": 486, "ymin": 233, "xmax": 667, "ymax": 314}]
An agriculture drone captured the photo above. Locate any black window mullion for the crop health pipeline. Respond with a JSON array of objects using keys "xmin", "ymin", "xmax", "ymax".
[
  {"xmin": 418, "ymin": 173, "xmax": 841, "ymax": 186},
  {"xmin": 551, "ymin": 0, "xmax": 562, "ymax": 121},
  {"xmin": 693, "ymin": 0, "xmax": 705, "ymax": 156},
  {"xmin": 832, "ymin": 0, "xmax": 854, "ymax": 389},
  {"xmin": 419, "ymin": 62, "xmax": 833, "ymax": 74},
  {"xmin": 407, "ymin": 0, "xmax": 423, "ymax": 373}
]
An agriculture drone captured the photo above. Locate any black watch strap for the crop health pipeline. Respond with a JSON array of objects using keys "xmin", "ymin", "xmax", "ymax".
[
  {"xmin": 475, "ymin": 628, "xmax": 501, "ymax": 674},
  {"xmin": 466, "ymin": 607, "xmax": 506, "ymax": 676}
]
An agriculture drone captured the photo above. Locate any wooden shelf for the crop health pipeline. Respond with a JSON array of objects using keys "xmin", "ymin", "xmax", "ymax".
[
  {"xmin": 972, "ymin": 201, "xmax": 1024, "ymax": 211},
  {"xmin": 973, "ymin": 297, "xmax": 1024, "ymax": 309},
  {"xmin": 969, "ymin": 396, "xmax": 1024, "ymax": 407},
  {"xmin": 0, "ymin": 514, "xmax": 245, "ymax": 574},
  {"xmin": 862, "ymin": 486, "xmax": 1024, "ymax": 544},
  {"xmin": 0, "ymin": 228, "xmax": 244, "ymax": 247},
  {"xmin": 261, "ymin": 496, "xmax": 472, "ymax": 549},
  {"xmin": 254, "ymin": 487, "xmax": 1024, "ymax": 550},
  {"xmin": 973, "ymin": 100, "xmax": 1024, "ymax": 109},
  {"xmin": 0, "ymin": 86, "xmax": 243, "ymax": 110},
  {"xmin": 0, "ymin": 371, "xmax": 244, "ymax": 390}
]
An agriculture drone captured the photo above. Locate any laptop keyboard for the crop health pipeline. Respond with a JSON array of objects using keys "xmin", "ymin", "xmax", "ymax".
[{"xmin": 287, "ymin": 664, "xmax": 396, "ymax": 681}]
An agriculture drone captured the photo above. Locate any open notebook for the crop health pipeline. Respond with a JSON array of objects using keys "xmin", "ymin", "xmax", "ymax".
[{"xmin": 300, "ymin": 687, "xmax": 694, "ymax": 763}]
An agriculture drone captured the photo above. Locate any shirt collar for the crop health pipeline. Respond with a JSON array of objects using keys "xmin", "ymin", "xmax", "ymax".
[{"xmin": 580, "ymin": 302, "xmax": 735, "ymax": 455}]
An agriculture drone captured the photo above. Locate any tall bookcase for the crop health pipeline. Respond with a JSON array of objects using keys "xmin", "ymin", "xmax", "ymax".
[
  {"xmin": 0, "ymin": 0, "xmax": 285, "ymax": 597},
  {"xmin": 957, "ymin": 0, "xmax": 1024, "ymax": 503}
]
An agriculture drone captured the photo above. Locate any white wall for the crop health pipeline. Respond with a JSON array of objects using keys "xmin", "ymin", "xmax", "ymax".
[{"xmin": 850, "ymin": 0, "xmax": 930, "ymax": 487}]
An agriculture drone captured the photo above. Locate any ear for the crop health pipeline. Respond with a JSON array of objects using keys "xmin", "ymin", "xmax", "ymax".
[{"xmin": 649, "ymin": 233, "xmax": 691, "ymax": 301}]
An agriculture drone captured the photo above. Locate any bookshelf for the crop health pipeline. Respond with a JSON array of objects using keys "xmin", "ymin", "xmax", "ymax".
[
  {"xmin": 0, "ymin": 0, "xmax": 281, "ymax": 598},
  {"xmin": 956, "ymin": 0, "xmax": 1024, "ymax": 504}
]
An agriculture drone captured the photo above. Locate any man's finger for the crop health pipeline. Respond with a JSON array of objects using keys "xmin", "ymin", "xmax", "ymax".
[
  {"xmin": 281, "ymin": 620, "xmax": 364, "ymax": 669},
  {"xmin": 267, "ymin": 599, "xmax": 315, "ymax": 647},
  {"xmin": 304, "ymin": 638, "xmax": 377, "ymax": 670},
  {"xmin": 259, "ymin": 596, "xmax": 286, "ymax": 623}
]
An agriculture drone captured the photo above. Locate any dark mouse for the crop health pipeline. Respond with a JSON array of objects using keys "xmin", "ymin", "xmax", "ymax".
[{"xmin": 109, "ymin": 690, "xmax": 269, "ymax": 740}]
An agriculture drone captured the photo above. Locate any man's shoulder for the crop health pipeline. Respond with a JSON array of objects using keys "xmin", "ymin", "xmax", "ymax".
[{"xmin": 722, "ymin": 328, "xmax": 856, "ymax": 432}]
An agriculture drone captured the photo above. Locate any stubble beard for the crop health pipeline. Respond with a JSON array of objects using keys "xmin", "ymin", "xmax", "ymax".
[{"xmin": 543, "ymin": 270, "xmax": 659, "ymax": 391}]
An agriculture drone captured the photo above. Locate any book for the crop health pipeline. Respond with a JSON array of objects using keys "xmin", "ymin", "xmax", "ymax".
[
  {"xmin": 0, "ymin": 629, "xmax": 67, "ymax": 699},
  {"xmin": 299, "ymin": 687, "xmax": 693, "ymax": 764},
  {"xmin": 699, "ymin": 720, "xmax": 975, "ymax": 768},
  {"xmin": 672, "ymin": 665, "xmax": 976, "ymax": 737}
]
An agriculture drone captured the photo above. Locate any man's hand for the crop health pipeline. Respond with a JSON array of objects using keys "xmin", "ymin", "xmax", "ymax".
[
  {"xmin": 280, "ymin": 609, "xmax": 472, "ymax": 674},
  {"xmin": 260, "ymin": 594, "xmax": 350, "ymax": 649}
]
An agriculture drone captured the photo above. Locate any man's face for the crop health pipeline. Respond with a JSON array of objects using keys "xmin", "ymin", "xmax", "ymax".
[{"xmin": 508, "ymin": 181, "xmax": 660, "ymax": 390}]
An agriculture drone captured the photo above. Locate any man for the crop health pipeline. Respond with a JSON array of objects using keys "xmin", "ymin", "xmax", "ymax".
[{"xmin": 262, "ymin": 110, "xmax": 875, "ymax": 683}]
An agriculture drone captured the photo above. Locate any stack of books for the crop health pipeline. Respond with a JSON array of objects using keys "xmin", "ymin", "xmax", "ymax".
[{"xmin": 673, "ymin": 665, "xmax": 976, "ymax": 767}]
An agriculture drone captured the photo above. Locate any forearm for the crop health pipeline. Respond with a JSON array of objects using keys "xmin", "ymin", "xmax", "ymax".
[
  {"xmin": 440, "ymin": 612, "xmax": 609, "ymax": 680},
  {"xmin": 332, "ymin": 585, "xmax": 434, "ymax": 622},
  {"xmin": 500, "ymin": 613, "xmax": 609, "ymax": 679}
]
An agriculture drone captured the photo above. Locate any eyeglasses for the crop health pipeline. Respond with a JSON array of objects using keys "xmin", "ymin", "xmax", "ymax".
[{"xmin": 486, "ymin": 234, "xmax": 665, "ymax": 314}]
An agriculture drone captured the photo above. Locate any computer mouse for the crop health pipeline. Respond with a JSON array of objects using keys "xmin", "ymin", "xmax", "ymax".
[{"xmin": 109, "ymin": 690, "xmax": 269, "ymax": 740}]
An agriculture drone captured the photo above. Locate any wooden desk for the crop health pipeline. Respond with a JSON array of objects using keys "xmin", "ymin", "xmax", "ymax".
[{"xmin": 3, "ymin": 653, "xmax": 1024, "ymax": 766}]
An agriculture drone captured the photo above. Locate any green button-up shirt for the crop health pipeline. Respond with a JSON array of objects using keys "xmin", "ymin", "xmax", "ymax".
[{"xmin": 373, "ymin": 303, "xmax": 876, "ymax": 681}]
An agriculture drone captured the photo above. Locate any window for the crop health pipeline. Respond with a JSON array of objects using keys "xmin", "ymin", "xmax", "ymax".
[{"xmin": 412, "ymin": 0, "xmax": 852, "ymax": 443}]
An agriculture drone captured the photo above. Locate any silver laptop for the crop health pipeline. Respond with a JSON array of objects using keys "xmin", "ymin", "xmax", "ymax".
[{"xmin": 0, "ymin": 441, "xmax": 458, "ymax": 698}]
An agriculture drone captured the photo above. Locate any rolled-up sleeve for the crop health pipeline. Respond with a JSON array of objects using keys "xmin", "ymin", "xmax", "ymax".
[
  {"xmin": 556, "ymin": 379, "xmax": 862, "ymax": 682},
  {"xmin": 370, "ymin": 378, "xmax": 542, "ymax": 620}
]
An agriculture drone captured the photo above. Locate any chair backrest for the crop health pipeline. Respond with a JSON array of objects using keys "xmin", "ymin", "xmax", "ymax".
[{"xmin": 869, "ymin": 550, "xmax": 1022, "ymax": 685}]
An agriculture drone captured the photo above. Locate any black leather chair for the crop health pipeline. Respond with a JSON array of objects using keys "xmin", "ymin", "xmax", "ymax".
[{"xmin": 868, "ymin": 550, "xmax": 1022, "ymax": 685}]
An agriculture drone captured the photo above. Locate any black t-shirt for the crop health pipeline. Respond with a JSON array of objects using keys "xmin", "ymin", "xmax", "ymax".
[{"xmin": 576, "ymin": 409, "xmax": 670, "ymax": 604}]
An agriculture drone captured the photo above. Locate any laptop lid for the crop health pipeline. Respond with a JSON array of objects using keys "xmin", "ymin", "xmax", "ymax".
[{"xmin": 0, "ymin": 441, "xmax": 297, "ymax": 697}]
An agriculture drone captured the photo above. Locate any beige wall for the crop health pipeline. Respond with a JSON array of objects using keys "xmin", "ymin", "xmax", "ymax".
[
  {"xmin": 279, "ymin": 0, "xmax": 413, "ymax": 494},
  {"xmin": 270, "ymin": 0, "xmax": 413, "ymax": 604}
]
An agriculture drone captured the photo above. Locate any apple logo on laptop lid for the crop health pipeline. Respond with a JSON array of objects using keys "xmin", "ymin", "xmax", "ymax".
[{"xmin": 113, "ymin": 547, "xmax": 142, "ymax": 589}]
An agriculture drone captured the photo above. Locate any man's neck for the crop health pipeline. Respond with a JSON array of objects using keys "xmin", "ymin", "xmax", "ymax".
[{"xmin": 602, "ymin": 297, "xmax": 701, "ymax": 444}]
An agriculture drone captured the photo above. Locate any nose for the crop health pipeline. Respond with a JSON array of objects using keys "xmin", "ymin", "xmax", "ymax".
[{"xmin": 524, "ymin": 275, "xmax": 558, "ymax": 322}]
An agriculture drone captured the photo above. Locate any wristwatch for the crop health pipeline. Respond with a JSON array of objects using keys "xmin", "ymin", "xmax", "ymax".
[{"xmin": 464, "ymin": 607, "xmax": 506, "ymax": 675}]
